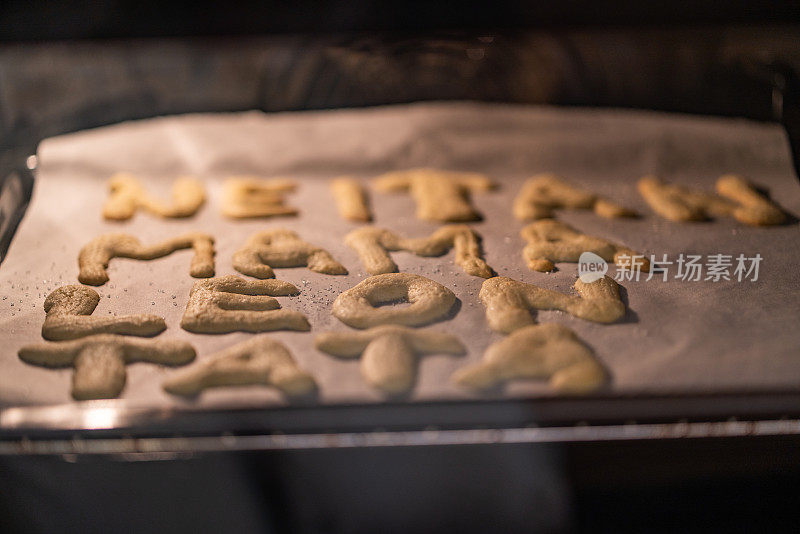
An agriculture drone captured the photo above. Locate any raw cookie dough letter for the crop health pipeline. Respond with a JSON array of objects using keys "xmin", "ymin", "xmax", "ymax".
[
  {"xmin": 221, "ymin": 177, "xmax": 298, "ymax": 218},
  {"xmin": 637, "ymin": 175, "xmax": 735, "ymax": 222},
  {"xmin": 233, "ymin": 229, "xmax": 347, "ymax": 278},
  {"xmin": 316, "ymin": 325, "xmax": 465, "ymax": 394},
  {"xmin": 78, "ymin": 232, "xmax": 215, "ymax": 286},
  {"xmin": 716, "ymin": 174, "xmax": 787, "ymax": 226},
  {"xmin": 479, "ymin": 275, "xmax": 625, "ymax": 334},
  {"xmin": 638, "ymin": 175, "xmax": 785, "ymax": 226},
  {"xmin": 331, "ymin": 177, "xmax": 372, "ymax": 222},
  {"xmin": 345, "ymin": 225, "xmax": 493, "ymax": 278},
  {"xmin": 332, "ymin": 273, "xmax": 456, "ymax": 329},
  {"xmin": 513, "ymin": 173, "xmax": 636, "ymax": 220},
  {"xmin": 103, "ymin": 173, "xmax": 205, "ymax": 220},
  {"xmin": 521, "ymin": 219, "xmax": 649, "ymax": 273},
  {"xmin": 452, "ymin": 323, "xmax": 606, "ymax": 393},
  {"xmin": 19, "ymin": 334, "xmax": 195, "ymax": 400},
  {"xmin": 181, "ymin": 275, "xmax": 310, "ymax": 334},
  {"xmin": 163, "ymin": 335, "xmax": 316, "ymax": 397},
  {"xmin": 42, "ymin": 285, "xmax": 165, "ymax": 341},
  {"xmin": 373, "ymin": 168, "xmax": 494, "ymax": 222}
]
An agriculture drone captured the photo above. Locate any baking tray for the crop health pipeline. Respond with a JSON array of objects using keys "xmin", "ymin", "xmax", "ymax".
[{"xmin": 1, "ymin": 102, "xmax": 799, "ymax": 454}]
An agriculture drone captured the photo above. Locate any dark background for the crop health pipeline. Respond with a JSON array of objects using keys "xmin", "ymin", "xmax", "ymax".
[{"xmin": 2, "ymin": 0, "xmax": 800, "ymax": 41}]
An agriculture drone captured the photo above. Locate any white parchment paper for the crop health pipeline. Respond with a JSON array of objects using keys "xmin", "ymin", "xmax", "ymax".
[{"xmin": 1, "ymin": 101, "xmax": 799, "ymax": 409}]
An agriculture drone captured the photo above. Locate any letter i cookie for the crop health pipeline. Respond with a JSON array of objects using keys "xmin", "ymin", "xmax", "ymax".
[{"xmin": 331, "ymin": 177, "xmax": 372, "ymax": 222}]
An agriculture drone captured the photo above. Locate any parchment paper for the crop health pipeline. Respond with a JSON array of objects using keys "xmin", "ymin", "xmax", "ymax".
[{"xmin": 1, "ymin": 101, "xmax": 799, "ymax": 410}]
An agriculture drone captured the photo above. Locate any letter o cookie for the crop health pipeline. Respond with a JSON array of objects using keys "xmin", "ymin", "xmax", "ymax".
[{"xmin": 332, "ymin": 273, "xmax": 456, "ymax": 329}]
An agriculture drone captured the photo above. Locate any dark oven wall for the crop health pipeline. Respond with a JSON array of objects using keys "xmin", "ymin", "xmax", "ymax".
[
  {"xmin": 2, "ymin": 28, "xmax": 800, "ymax": 144},
  {"xmin": 2, "ymin": 0, "xmax": 800, "ymax": 39},
  {"xmin": 2, "ymin": 0, "xmax": 800, "ymax": 150}
]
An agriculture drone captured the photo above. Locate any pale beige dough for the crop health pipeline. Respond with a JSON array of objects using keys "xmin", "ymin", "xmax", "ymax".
[
  {"xmin": 221, "ymin": 177, "xmax": 298, "ymax": 218},
  {"xmin": 163, "ymin": 335, "xmax": 316, "ymax": 397},
  {"xmin": 18, "ymin": 334, "xmax": 195, "ymax": 400},
  {"xmin": 345, "ymin": 225, "xmax": 493, "ymax": 278},
  {"xmin": 332, "ymin": 273, "xmax": 456, "ymax": 329},
  {"xmin": 331, "ymin": 177, "xmax": 372, "ymax": 222},
  {"xmin": 452, "ymin": 323, "xmax": 606, "ymax": 393},
  {"xmin": 78, "ymin": 232, "xmax": 215, "ymax": 286},
  {"xmin": 716, "ymin": 174, "xmax": 787, "ymax": 226},
  {"xmin": 316, "ymin": 325, "xmax": 465, "ymax": 394},
  {"xmin": 233, "ymin": 229, "xmax": 347, "ymax": 278},
  {"xmin": 479, "ymin": 275, "xmax": 625, "ymax": 334},
  {"xmin": 42, "ymin": 285, "xmax": 165, "ymax": 341},
  {"xmin": 513, "ymin": 173, "xmax": 636, "ymax": 220},
  {"xmin": 181, "ymin": 275, "xmax": 309, "ymax": 334},
  {"xmin": 638, "ymin": 175, "xmax": 786, "ymax": 226},
  {"xmin": 521, "ymin": 219, "xmax": 650, "ymax": 273},
  {"xmin": 102, "ymin": 173, "xmax": 205, "ymax": 220},
  {"xmin": 638, "ymin": 175, "xmax": 735, "ymax": 222},
  {"xmin": 373, "ymin": 168, "xmax": 494, "ymax": 222}
]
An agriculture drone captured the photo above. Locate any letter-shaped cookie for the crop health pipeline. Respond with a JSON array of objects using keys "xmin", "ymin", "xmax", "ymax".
[
  {"xmin": 513, "ymin": 173, "xmax": 636, "ymax": 220},
  {"xmin": 331, "ymin": 177, "xmax": 372, "ymax": 222},
  {"xmin": 233, "ymin": 229, "xmax": 347, "ymax": 278},
  {"xmin": 78, "ymin": 232, "xmax": 215, "ymax": 286},
  {"xmin": 332, "ymin": 273, "xmax": 456, "ymax": 329},
  {"xmin": 638, "ymin": 175, "xmax": 785, "ymax": 226},
  {"xmin": 716, "ymin": 174, "xmax": 787, "ymax": 226},
  {"xmin": 18, "ymin": 334, "xmax": 195, "ymax": 400},
  {"xmin": 479, "ymin": 275, "xmax": 625, "ymax": 334},
  {"xmin": 41, "ymin": 285, "xmax": 166, "ymax": 341},
  {"xmin": 103, "ymin": 173, "xmax": 205, "ymax": 220},
  {"xmin": 181, "ymin": 275, "xmax": 309, "ymax": 334},
  {"xmin": 521, "ymin": 219, "xmax": 650, "ymax": 272},
  {"xmin": 316, "ymin": 325, "xmax": 465, "ymax": 394},
  {"xmin": 637, "ymin": 175, "xmax": 735, "ymax": 222},
  {"xmin": 345, "ymin": 225, "xmax": 493, "ymax": 278},
  {"xmin": 452, "ymin": 323, "xmax": 606, "ymax": 393},
  {"xmin": 221, "ymin": 177, "xmax": 298, "ymax": 218},
  {"xmin": 163, "ymin": 335, "xmax": 316, "ymax": 397},
  {"xmin": 373, "ymin": 168, "xmax": 494, "ymax": 222}
]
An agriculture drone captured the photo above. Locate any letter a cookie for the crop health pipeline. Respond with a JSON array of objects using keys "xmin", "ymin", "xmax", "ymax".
[
  {"xmin": 452, "ymin": 323, "xmax": 606, "ymax": 393},
  {"xmin": 345, "ymin": 225, "xmax": 493, "ymax": 278},
  {"xmin": 233, "ymin": 229, "xmax": 347, "ymax": 278},
  {"xmin": 78, "ymin": 232, "xmax": 215, "ymax": 286},
  {"xmin": 479, "ymin": 275, "xmax": 626, "ymax": 333},
  {"xmin": 521, "ymin": 219, "xmax": 649, "ymax": 273},
  {"xmin": 163, "ymin": 335, "xmax": 316, "ymax": 397}
]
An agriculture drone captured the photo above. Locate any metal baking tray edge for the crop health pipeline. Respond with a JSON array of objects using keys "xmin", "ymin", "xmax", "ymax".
[{"xmin": 3, "ymin": 390, "xmax": 800, "ymax": 455}]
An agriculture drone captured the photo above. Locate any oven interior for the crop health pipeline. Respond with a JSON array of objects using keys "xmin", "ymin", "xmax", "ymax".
[{"xmin": 1, "ymin": 6, "xmax": 800, "ymax": 532}]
